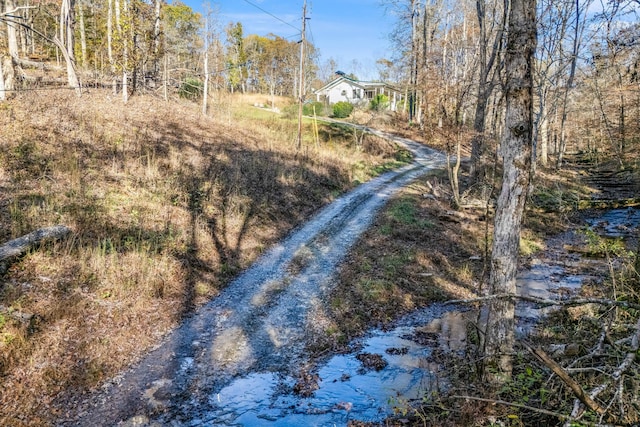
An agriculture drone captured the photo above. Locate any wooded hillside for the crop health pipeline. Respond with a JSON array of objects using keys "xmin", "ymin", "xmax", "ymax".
[{"xmin": 2, "ymin": 0, "xmax": 638, "ymax": 173}]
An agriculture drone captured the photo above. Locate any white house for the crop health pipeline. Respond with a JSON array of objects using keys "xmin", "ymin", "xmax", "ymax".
[{"xmin": 314, "ymin": 73, "xmax": 403, "ymax": 111}]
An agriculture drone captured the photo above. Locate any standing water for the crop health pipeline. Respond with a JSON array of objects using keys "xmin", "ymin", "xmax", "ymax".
[
  {"xmin": 195, "ymin": 305, "xmax": 467, "ymax": 426},
  {"xmin": 191, "ymin": 208, "xmax": 639, "ymax": 426}
]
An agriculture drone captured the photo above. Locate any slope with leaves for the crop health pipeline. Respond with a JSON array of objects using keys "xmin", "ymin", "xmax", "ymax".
[{"xmin": 0, "ymin": 91, "xmax": 398, "ymax": 426}]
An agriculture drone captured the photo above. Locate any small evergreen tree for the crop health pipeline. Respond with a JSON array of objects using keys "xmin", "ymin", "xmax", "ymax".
[{"xmin": 179, "ymin": 78, "xmax": 204, "ymax": 100}]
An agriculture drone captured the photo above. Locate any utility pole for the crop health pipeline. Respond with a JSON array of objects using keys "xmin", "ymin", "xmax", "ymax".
[{"xmin": 296, "ymin": 0, "xmax": 308, "ymax": 150}]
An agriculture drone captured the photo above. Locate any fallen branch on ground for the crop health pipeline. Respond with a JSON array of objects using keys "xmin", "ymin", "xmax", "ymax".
[
  {"xmin": 0, "ymin": 225, "xmax": 71, "ymax": 262},
  {"xmin": 528, "ymin": 319, "xmax": 640, "ymax": 425},
  {"xmin": 523, "ymin": 342, "xmax": 608, "ymax": 417},
  {"xmin": 450, "ymin": 395, "xmax": 611, "ymax": 426},
  {"xmin": 0, "ymin": 304, "xmax": 35, "ymax": 323},
  {"xmin": 445, "ymin": 293, "xmax": 640, "ymax": 311}
]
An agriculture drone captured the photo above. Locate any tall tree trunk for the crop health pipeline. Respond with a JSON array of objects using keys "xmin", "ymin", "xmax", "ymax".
[
  {"xmin": 556, "ymin": 0, "xmax": 580, "ymax": 169},
  {"xmin": 59, "ymin": 0, "xmax": 75, "ymax": 58},
  {"xmin": 408, "ymin": 0, "xmax": 419, "ymax": 123},
  {"xmin": 107, "ymin": 0, "xmax": 113, "ymax": 63},
  {"xmin": 154, "ymin": 0, "xmax": 161, "ymax": 77},
  {"xmin": 0, "ymin": 55, "xmax": 6, "ymax": 101},
  {"xmin": 59, "ymin": 0, "xmax": 80, "ymax": 94},
  {"xmin": 202, "ymin": 51, "xmax": 209, "ymax": 115},
  {"xmin": 538, "ymin": 100, "xmax": 548, "ymax": 167},
  {"xmin": 18, "ymin": 6, "xmax": 27, "ymax": 56},
  {"xmin": 107, "ymin": 0, "xmax": 116, "ymax": 93},
  {"xmin": 119, "ymin": 0, "xmax": 128, "ymax": 103},
  {"xmin": 6, "ymin": 0, "xmax": 20, "ymax": 58},
  {"xmin": 469, "ymin": 0, "xmax": 506, "ymax": 181},
  {"xmin": 78, "ymin": 0, "xmax": 87, "ymax": 68},
  {"xmin": 480, "ymin": 0, "xmax": 536, "ymax": 385},
  {"xmin": 163, "ymin": 53, "xmax": 168, "ymax": 101}
]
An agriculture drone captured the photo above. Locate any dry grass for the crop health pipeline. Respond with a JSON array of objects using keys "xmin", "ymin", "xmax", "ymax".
[
  {"xmin": 310, "ymin": 171, "xmax": 488, "ymax": 353},
  {"xmin": 0, "ymin": 90, "xmax": 399, "ymax": 426}
]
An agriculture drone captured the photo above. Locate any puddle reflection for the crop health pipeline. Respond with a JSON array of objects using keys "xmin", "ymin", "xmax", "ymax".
[
  {"xmin": 198, "ymin": 306, "xmax": 461, "ymax": 426},
  {"xmin": 194, "ymin": 209, "xmax": 639, "ymax": 426}
]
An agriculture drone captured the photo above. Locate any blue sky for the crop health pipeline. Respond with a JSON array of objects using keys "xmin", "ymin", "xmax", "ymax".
[{"xmin": 186, "ymin": 0, "xmax": 396, "ymax": 80}]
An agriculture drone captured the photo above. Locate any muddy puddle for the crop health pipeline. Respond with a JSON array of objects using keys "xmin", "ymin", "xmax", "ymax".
[
  {"xmin": 195, "ymin": 305, "xmax": 466, "ymax": 426},
  {"xmin": 191, "ymin": 208, "xmax": 639, "ymax": 426},
  {"xmin": 516, "ymin": 207, "xmax": 639, "ymax": 333}
]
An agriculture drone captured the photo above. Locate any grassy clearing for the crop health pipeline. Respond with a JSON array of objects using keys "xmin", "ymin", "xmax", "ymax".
[{"xmin": 0, "ymin": 90, "xmax": 402, "ymax": 426}]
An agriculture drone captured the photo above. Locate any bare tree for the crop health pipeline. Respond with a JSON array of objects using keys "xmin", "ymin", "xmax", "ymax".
[
  {"xmin": 479, "ymin": 0, "xmax": 536, "ymax": 384},
  {"xmin": 468, "ymin": 0, "xmax": 507, "ymax": 181},
  {"xmin": 59, "ymin": 0, "xmax": 81, "ymax": 93},
  {"xmin": 1, "ymin": 2, "xmax": 80, "ymax": 95},
  {"xmin": 556, "ymin": 0, "xmax": 590, "ymax": 169},
  {"xmin": 532, "ymin": 0, "xmax": 573, "ymax": 168}
]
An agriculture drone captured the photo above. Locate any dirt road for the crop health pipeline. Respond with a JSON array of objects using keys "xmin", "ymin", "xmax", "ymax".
[{"xmin": 56, "ymin": 129, "xmax": 447, "ymax": 426}]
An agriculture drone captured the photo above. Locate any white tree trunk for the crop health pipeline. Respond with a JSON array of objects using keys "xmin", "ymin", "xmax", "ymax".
[
  {"xmin": 154, "ymin": 0, "xmax": 161, "ymax": 76},
  {"xmin": 540, "ymin": 105, "xmax": 548, "ymax": 167},
  {"xmin": 0, "ymin": 55, "xmax": 6, "ymax": 101},
  {"xmin": 480, "ymin": 0, "xmax": 536, "ymax": 385},
  {"xmin": 6, "ymin": 0, "xmax": 20, "ymax": 58},
  {"xmin": 53, "ymin": 35, "xmax": 81, "ymax": 96},
  {"xmin": 58, "ymin": 0, "xmax": 80, "ymax": 94},
  {"xmin": 107, "ymin": 0, "xmax": 113, "ymax": 64},
  {"xmin": 202, "ymin": 51, "xmax": 209, "ymax": 115},
  {"xmin": 163, "ymin": 54, "xmax": 168, "ymax": 101},
  {"xmin": 78, "ymin": 0, "xmax": 87, "ymax": 68}
]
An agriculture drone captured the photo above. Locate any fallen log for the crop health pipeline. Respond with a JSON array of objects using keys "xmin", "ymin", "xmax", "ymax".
[
  {"xmin": 577, "ymin": 198, "xmax": 640, "ymax": 210},
  {"xmin": 13, "ymin": 56, "xmax": 62, "ymax": 71},
  {"xmin": 0, "ymin": 225, "xmax": 71, "ymax": 262}
]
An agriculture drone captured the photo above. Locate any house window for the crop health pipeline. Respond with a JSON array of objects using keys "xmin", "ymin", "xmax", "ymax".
[
  {"xmin": 365, "ymin": 90, "xmax": 375, "ymax": 100},
  {"xmin": 353, "ymin": 89, "xmax": 361, "ymax": 98}
]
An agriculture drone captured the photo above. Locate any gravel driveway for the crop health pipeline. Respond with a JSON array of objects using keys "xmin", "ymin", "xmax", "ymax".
[{"xmin": 57, "ymin": 127, "xmax": 447, "ymax": 426}]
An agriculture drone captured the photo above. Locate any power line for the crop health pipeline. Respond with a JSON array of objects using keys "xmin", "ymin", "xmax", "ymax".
[
  {"xmin": 306, "ymin": 21, "xmax": 315, "ymax": 49},
  {"xmin": 239, "ymin": 0, "xmax": 300, "ymax": 33},
  {"xmin": 283, "ymin": 33, "xmax": 301, "ymax": 40}
]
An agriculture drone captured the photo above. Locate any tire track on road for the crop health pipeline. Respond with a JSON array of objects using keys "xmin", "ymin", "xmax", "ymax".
[{"xmin": 58, "ymin": 128, "xmax": 447, "ymax": 426}]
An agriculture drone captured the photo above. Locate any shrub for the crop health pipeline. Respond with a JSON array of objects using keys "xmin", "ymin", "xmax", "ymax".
[
  {"xmin": 370, "ymin": 94, "xmax": 389, "ymax": 111},
  {"xmin": 179, "ymin": 78, "xmax": 203, "ymax": 100},
  {"xmin": 332, "ymin": 101, "xmax": 354, "ymax": 118},
  {"xmin": 281, "ymin": 103, "xmax": 298, "ymax": 119},
  {"xmin": 303, "ymin": 101, "xmax": 325, "ymax": 116}
]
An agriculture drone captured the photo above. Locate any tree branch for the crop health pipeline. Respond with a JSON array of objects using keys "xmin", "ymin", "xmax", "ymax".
[
  {"xmin": 523, "ymin": 342, "xmax": 608, "ymax": 417},
  {"xmin": 446, "ymin": 293, "xmax": 640, "ymax": 311},
  {"xmin": 451, "ymin": 395, "xmax": 612, "ymax": 426},
  {"xmin": 0, "ymin": 5, "xmax": 37, "ymax": 17},
  {"xmin": 0, "ymin": 225, "xmax": 71, "ymax": 262},
  {"xmin": 611, "ymin": 317, "xmax": 640, "ymax": 381}
]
